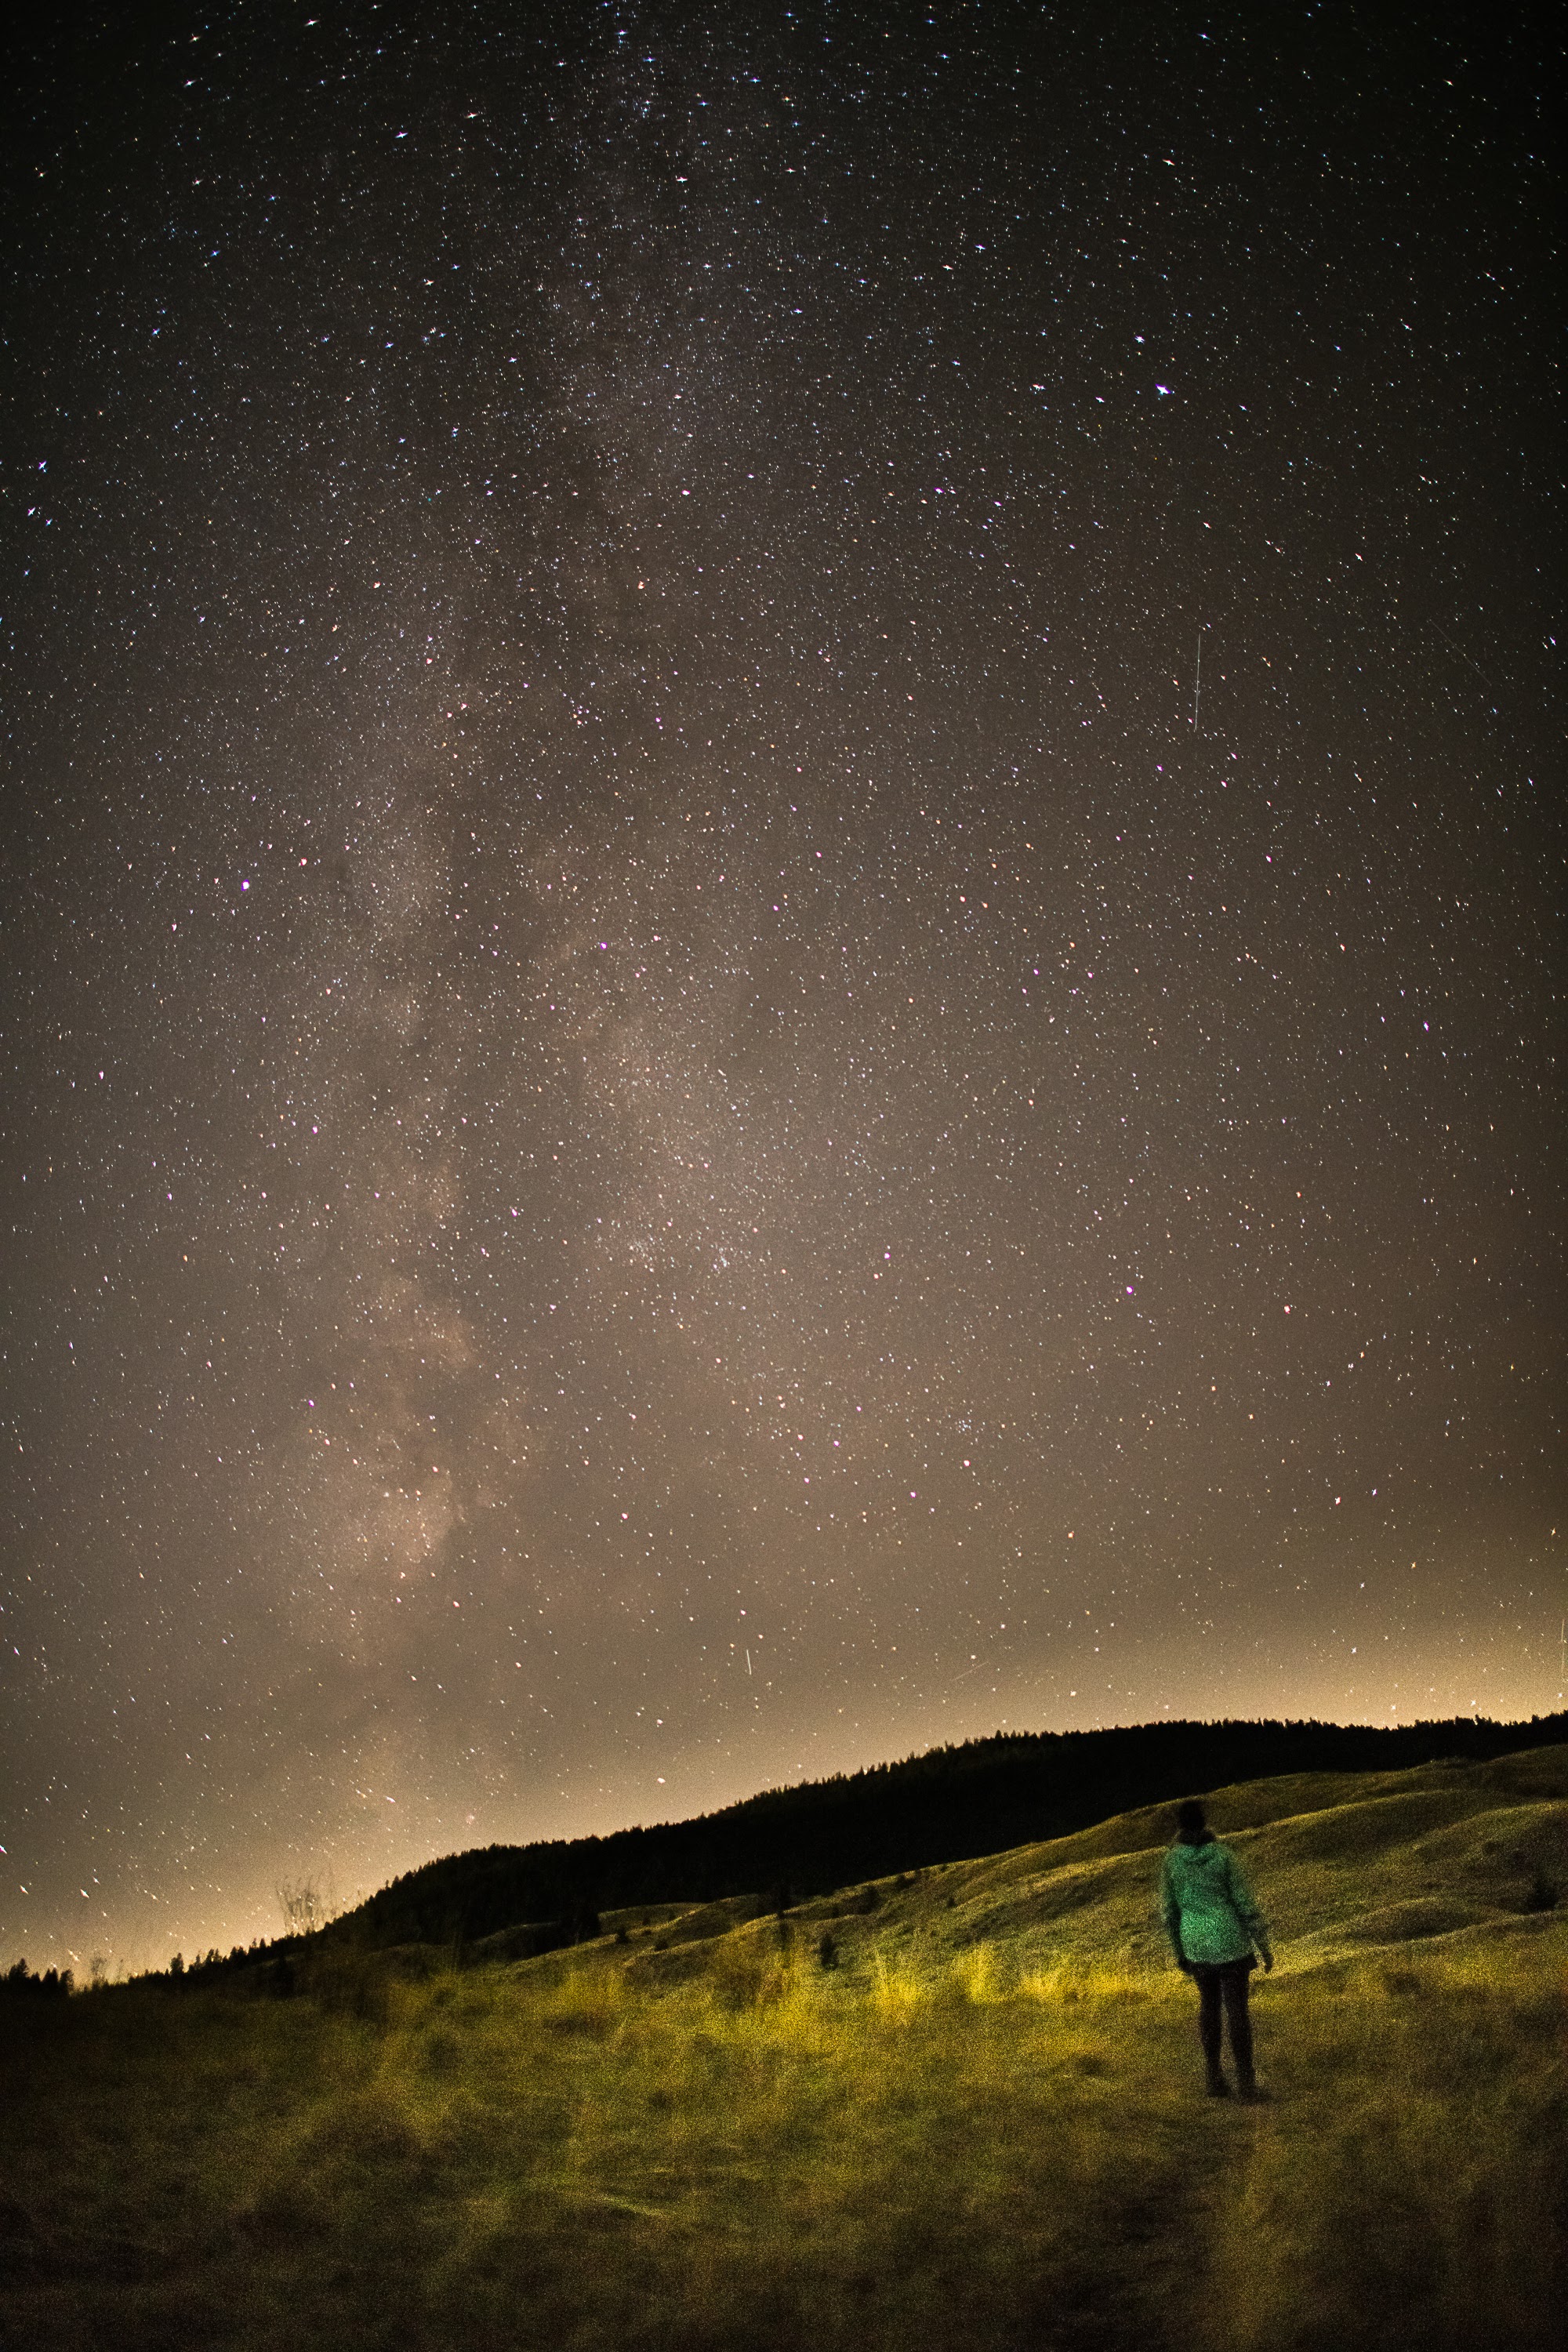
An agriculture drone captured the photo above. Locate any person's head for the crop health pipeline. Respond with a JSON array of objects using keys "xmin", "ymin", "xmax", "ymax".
[{"xmin": 1175, "ymin": 1798, "xmax": 1207, "ymax": 1843}]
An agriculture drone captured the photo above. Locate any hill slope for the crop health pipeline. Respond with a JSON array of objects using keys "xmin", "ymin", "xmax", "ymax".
[{"xmin": 473, "ymin": 1740, "xmax": 1568, "ymax": 1994}]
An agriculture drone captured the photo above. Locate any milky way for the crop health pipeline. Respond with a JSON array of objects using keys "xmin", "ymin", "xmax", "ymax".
[{"xmin": 2, "ymin": 3, "xmax": 1559, "ymax": 1972}]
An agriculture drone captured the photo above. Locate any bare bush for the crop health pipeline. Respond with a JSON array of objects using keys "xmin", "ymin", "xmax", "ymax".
[{"xmin": 277, "ymin": 1876, "xmax": 341, "ymax": 1936}]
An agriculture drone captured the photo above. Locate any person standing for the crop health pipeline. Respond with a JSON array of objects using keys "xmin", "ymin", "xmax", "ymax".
[{"xmin": 1161, "ymin": 1798, "xmax": 1273, "ymax": 2100}]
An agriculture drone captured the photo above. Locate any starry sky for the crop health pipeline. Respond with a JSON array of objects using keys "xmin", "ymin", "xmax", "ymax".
[{"xmin": 2, "ymin": 2, "xmax": 1560, "ymax": 1974}]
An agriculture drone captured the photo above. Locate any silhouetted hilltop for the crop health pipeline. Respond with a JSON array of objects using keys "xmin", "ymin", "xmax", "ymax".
[{"xmin": 331, "ymin": 1711, "xmax": 1568, "ymax": 1953}]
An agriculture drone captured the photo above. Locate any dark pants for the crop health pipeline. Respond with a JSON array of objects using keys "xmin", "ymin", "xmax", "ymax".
[{"xmin": 1192, "ymin": 1958, "xmax": 1255, "ymax": 2088}]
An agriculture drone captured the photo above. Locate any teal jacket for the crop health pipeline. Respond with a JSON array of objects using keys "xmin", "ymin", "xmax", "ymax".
[{"xmin": 1160, "ymin": 1835, "xmax": 1270, "ymax": 1968}]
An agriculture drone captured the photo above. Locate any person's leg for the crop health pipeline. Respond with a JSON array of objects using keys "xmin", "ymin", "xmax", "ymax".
[
  {"xmin": 1195, "ymin": 1968, "xmax": 1228, "ymax": 2093},
  {"xmin": 1222, "ymin": 1965, "xmax": 1256, "ymax": 2093}
]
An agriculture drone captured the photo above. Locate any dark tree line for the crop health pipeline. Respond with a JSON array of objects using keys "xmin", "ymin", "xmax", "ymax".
[
  {"xmin": 1, "ymin": 1959, "xmax": 74, "ymax": 1999},
  {"xmin": 328, "ymin": 1710, "xmax": 1568, "ymax": 1953}
]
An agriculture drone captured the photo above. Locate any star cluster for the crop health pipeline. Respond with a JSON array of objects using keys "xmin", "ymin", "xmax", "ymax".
[{"xmin": 1, "ymin": 2, "xmax": 1559, "ymax": 1970}]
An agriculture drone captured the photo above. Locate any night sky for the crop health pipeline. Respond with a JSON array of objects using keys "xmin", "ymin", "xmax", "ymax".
[{"xmin": 2, "ymin": 3, "xmax": 1559, "ymax": 1976}]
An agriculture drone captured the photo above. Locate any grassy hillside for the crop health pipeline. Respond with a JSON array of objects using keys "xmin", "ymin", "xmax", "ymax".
[
  {"xmin": 326, "ymin": 1711, "xmax": 1568, "ymax": 1951},
  {"xmin": 2, "ymin": 1747, "xmax": 1563, "ymax": 2351}
]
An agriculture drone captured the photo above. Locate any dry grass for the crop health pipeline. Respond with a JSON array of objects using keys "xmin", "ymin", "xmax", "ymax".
[
  {"xmin": 3, "ymin": 1750, "xmax": 1564, "ymax": 2350},
  {"xmin": 1, "ymin": 1926, "xmax": 1562, "ymax": 2351}
]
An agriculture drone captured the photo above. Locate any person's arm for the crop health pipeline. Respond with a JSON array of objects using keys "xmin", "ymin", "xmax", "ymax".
[
  {"xmin": 1160, "ymin": 1853, "xmax": 1192, "ymax": 1969},
  {"xmin": 1224, "ymin": 1847, "xmax": 1273, "ymax": 1969}
]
